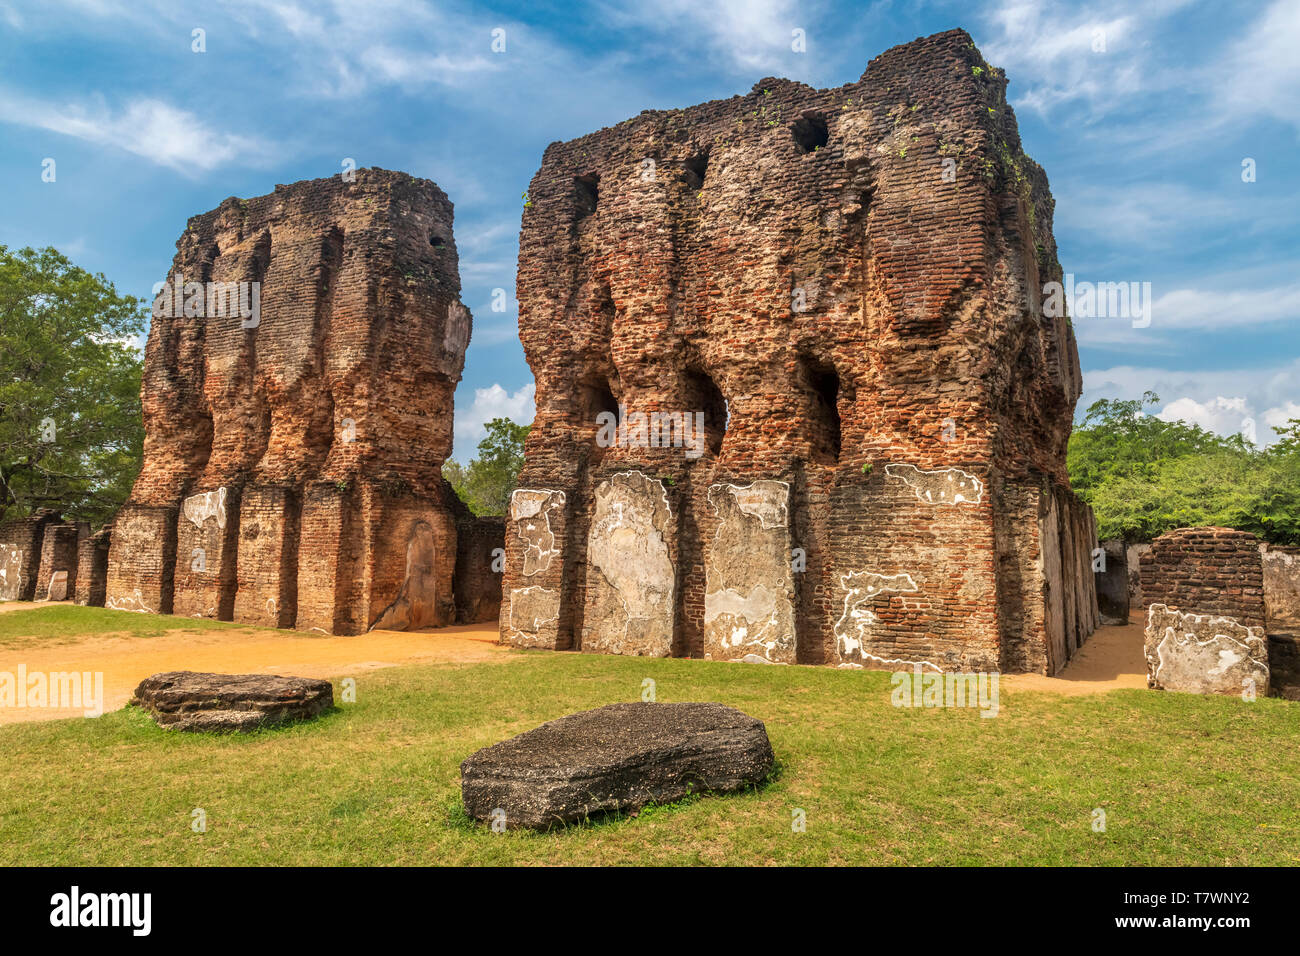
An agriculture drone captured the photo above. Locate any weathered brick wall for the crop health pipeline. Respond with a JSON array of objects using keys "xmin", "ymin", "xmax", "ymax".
[
  {"xmin": 106, "ymin": 169, "xmax": 473, "ymax": 633},
  {"xmin": 1139, "ymin": 527, "xmax": 1265, "ymax": 628},
  {"xmin": 0, "ymin": 510, "xmax": 61, "ymax": 601},
  {"xmin": 501, "ymin": 28, "xmax": 1097, "ymax": 674},
  {"xmin": 454, "ymin": 514, "xmax": 505, "ymax": 624},
  {"xmin": 1261, "ymin": 543, "xmax": 1300, "ymax": 630},
  {"xmin": 1261, "ymin": 543, "xmax": 1300, "ymax": 700},
  {"xmin": 36, "ymin": 523, "xmax": 79, "ymax": 600},
  {"xmin": 75, "ymin": 526, "xmax": 112, "ymax": 607}
]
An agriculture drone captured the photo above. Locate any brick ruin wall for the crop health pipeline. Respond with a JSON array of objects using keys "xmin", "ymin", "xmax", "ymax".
[
  {"xmin": 37, "ymin": 523, "xmax": 79, "ymax": 600},
  {"xmin": 75, "ymin": 526, "xmax": 112, "ymax": 606},
  {"xmin": 454, "ymin": 514, "xmax": 506, "ymax": 624},
  {"xmin": 1261, "ymin": 543, "xmax": 1300, "ymax": 632},
  {"xmin": 500, "ymin": 29, "xmax": 1098, "ymax": 675},
  {"xmin": 1137, "ymin": 526, "xmax": 1300, "ymax": 698},
  {"xmin": 104, "ymin": 170, "xmax": 476, "ymax": 634},
  {"xmin": 1139, "ymin": 527, "xmax": 1266, "ymax": 629},
  {"xmin": 0, "ymin": 511, "xmax": 100, "ymax": 603},
  {"xmin": 0, "ymin": 510, "xmax": 63, "ymax": 601}
]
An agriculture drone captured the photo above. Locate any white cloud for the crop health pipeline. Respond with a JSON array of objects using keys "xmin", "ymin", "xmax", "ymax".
[
  {"xmin": 980, "ymin": 0, "xmax": 1300, "ymax": 140},
  {"xmin": 1156, "ymin": 395, "xmax": 1251, "ymax": 437},
  {"xmin": 0, "ymin": 92, "xmax": 275, "ymax": 174},
  {"xmin": 1216, "ymin": 0, "xmax": 1300, "ymax": 133},
  {"xmin": 1082, "ymin": 359, "xmax": 1300, "ymax": 445},
  {"xmin": 1148, "ymin": 282, "xmax": 1300, "ymax": 330},
  {"xmin": 452, "ymin": 382, "xmax": 535, "ymax": 462},
  {"xmin": 602, "ymin": 0, "xmax": 804, "ymax": 74},
  {"xmin": 977, "ymin": 0, "xmax": 1179, "ymax": 118},
  {"xmin": 1067, "ymin": 273, "xmax": 1300, "ymax": 350}
]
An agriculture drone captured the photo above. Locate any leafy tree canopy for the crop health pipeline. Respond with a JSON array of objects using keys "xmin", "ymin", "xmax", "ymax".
[
  {"xmin": 443, "ymin": 416, "xmax": 530, "ymax": 516},
  {"xmin": 1068, "ymin": 392, "xmax": 1300, "ymax": 544},
  {"xmin": 0, "ymin": 246, "xmax": 146, "ymax": 528}
]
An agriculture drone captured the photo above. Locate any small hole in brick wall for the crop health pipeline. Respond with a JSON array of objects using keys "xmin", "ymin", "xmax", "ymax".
[
  {"xmin": 684, "ymin": 151, "xmax": 709, "ymax": 190},
  {"xmin": 575, "ymin": 173, "xmax": 599, "ymax": 218},
  {"xmin": 429, "ymin": 234, "xmax": 445, "ymax": 248},
  {"xmin": 804, "ymin": 358, "xmax": 842, "ymax": 463},
  {"xmin": 683, "ymin": 367, "xmax": 727, "ymax": 457},
  {"xmin": 791, "ymin": 112, "xmax": 829, "ymax": 155}
]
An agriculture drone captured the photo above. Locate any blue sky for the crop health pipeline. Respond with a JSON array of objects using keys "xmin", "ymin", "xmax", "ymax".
[{"xmin": 1, "ymin": 0, "xmax": 1297, "ymax": 460}]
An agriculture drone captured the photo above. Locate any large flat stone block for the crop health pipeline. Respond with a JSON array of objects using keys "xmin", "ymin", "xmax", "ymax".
[{"xmin": 460, "ymin": 702, "xmax": 774, "ymax": 829}]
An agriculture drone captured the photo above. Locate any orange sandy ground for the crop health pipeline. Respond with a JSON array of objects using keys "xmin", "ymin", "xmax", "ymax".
[
  {"xmin": 0, "ymin": 603, "xmax": 510, "ymax": 724},
  {"xmin": 0, "ymin": 602, "xmax": 1146, "ymax": 725}
]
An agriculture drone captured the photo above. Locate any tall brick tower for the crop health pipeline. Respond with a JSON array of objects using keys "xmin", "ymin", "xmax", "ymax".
[
  {"xmin": 105, "ymin": 169, "xmax": 471, "ymax": 634},
  {"xmin": 501, "ymin": 29, "xmax": 1098, "ymax": 674}
]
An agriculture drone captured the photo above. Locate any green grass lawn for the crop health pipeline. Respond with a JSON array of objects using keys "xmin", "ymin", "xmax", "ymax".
[
  {"xmin": 0, "ymin": 604, "xmax": 251, "ymax": 646},
  {"xmin": 2, "ymin": 618, "xmax": 1298, "ymax": 865}
]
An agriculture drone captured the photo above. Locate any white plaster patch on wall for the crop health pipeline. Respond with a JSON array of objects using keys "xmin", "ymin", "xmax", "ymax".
[
  {"xmin": 183, "ymin": 487, "xmax": 228, "ymax": 529},
  {"xmin": 508, "ymin": 585, "xmax": 560, "ymax": 636},
  {"xmin": 703, "ymin": 479, "xmax": 796, "ymax": 664},
  {"xmin": 721, "ymin": 480, "xmax": 790, "ymax": 530},
  {"xmin": 510, "ymin": 488, "xmax": 566, "ymax": 576},
  {"xmin": 833, "ymin": 570, "xmax": 941, "ymax": 672},
  {"xmin": 105, "ymin": 589, "xmax": 154, "ymax": 614},
  {"xmin": 1146, "ymin": 603, "xmax": 1268, "ymax": 683},
  {"xmin": 585, "ymin": 471, "xmax": 674, "ymax": 655},
  {"xmin": 0, "ymin": 547, "xmax": 22, "ymax": 591},
  {"xmin": 884, "ymin": 463, "xmax": 984, "ymax": 506},
  {"xmin": 704, "ymin": 584, "xmax": 788, "ymax": 663}
]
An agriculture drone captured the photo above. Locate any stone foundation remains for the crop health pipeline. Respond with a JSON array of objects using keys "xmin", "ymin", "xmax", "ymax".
[
  {"xmin": 1138, "ymin": 526, "xmax": 1300, "ymax": 698},
  {"xmin": 499, "ymin": 29, "xmax": 1098, "ymax": 674},
  {"xmin": 104, "ymin": 170, "xmax": 478, "ymax": 633}
]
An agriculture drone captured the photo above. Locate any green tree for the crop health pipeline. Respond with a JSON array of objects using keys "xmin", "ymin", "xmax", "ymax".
[
  {"xmin": 443, "ymin": 417, "xmax": 530, "ymax": 516},
  {"xmin": 1068, "ymin": 391, "xmax": 1300, "ymax": 544},
  {"xmin": 0, "ymin": 245, "xmax": 146, "ymax": 527}
]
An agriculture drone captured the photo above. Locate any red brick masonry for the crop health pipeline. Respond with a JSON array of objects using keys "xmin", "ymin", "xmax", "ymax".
[
  {"xmin": 104, "ymin": 170, "xmax": 475, "ymax": 634},
  {"xmin": 500, "ymin": 29, "xmax": 1098, "ymax": 674}
]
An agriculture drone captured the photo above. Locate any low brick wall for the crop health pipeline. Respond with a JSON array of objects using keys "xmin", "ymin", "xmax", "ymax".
[
  {"xmin": 1137, "ymin": 526, "xmax": 1300, "ymax": 699},
  {"xmin": 75, "ymin": 527, "xmax": 112, "ymax": 607},
  {"xmin": 0, "ymin": 510, "xmax": 62, "ymax": 601},
  {"xmin": 1139, "ymin": 527, "xmax": 1265, "ymax": 628},
  {"xmin": 36, "ymin": 523, "xmax": 80, "ymax": 600}
]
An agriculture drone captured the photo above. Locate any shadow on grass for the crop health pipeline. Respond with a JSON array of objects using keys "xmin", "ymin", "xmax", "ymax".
[{"xmin": 120, "ymin": 702, "xmax": 346, "ymax": 739}]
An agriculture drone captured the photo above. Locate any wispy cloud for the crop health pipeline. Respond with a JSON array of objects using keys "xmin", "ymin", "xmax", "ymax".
[
  {"xmin": 600, "ymin": 0, "xmax": 806, "ymax": 75},
  {"xmin": 0, "ymin": 91, "xmax": 276, "ymax": 174},
  {"xmin": 1216, "ymin": 0, "xmax": 1300, "ymax": 135},
  {"xmin": 977, "ymin": 0, "xmax": 1181, "ymax": 118}
]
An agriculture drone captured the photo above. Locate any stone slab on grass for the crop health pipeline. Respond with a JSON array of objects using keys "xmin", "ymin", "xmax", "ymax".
[
  {"xmin": 131, "ymin": 671, "xmax": 333, "ymax": 732},
  {"xmin": 461, "ymin": 702, "xmax": 774, "ymax": 829}
]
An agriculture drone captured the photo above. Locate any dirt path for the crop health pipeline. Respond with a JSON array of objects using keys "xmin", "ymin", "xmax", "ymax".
[
  {"xmin": 1001, "ymin": 614, "xmax": 1148, "ymax": 695},
  {"xmin": 0, "ymin": 603, "xmax": 1147, "ymax": 725},
  {"xmin": 0, "ymin": 605, "xmax": 508, "ymax": 725}
]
